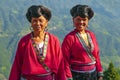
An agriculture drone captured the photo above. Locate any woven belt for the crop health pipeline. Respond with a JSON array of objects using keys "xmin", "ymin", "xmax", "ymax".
[
  {"xmin": 35, "ymin": 72, "xmax": 52, "ymax": 76},
  {"xmin": 21, "ymin": 72, "xmax": 52, "ymax": 80},
  {"xmin": 71, "ymin": 70, "xmax": 96, "ymax": 78}
]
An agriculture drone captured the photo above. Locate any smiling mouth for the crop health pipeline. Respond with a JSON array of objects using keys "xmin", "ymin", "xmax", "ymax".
[
  {"xmin": 35, "ymin": 26, "xmax": 42, "ymax": 29},
  {"xmin": 33, "ymin": 26, "xmax": 41, "ymax": 30},
  {"xmin": 78, "ymin": 24, "xmax": 85, "ymax": 27},
  {"xmin": 36, "ymin": 26, "xmax": 41, "ymax": 28}
]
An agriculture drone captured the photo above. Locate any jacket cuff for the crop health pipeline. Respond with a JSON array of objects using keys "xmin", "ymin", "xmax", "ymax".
[
  {"xmin": 67, "ymin": 78, "xmax": 73, "ymax": 80},
  {"xmin": 97, "ymin": 71, "xmax": 104, "ymax": 77}
]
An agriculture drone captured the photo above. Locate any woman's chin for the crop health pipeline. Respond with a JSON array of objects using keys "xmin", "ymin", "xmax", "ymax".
[{"xmin": 34, "ymin": 29, "xmax": 43, "ymax": 32}]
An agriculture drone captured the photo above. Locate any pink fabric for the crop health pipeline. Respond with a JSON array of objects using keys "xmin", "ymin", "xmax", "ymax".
[
  {"xmin": 62, "ymin": 29, "xmax": 103, "ymax": 78},
  {"xmin": 71, "ymin": 64, "xmax": 95, "ymax": 71},
  {"xmin": 9, "ymin": 32, "xmax": 66, "ymax": 80}
]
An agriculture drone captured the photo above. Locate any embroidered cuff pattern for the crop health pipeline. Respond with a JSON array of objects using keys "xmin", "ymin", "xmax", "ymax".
[
  {"xmin": 67, "ymin": 78, "xmax": 73, "ymax": 80},
  {"xmin": 98, "ymin": 71, "xmax": 104, "ymax": 77}
]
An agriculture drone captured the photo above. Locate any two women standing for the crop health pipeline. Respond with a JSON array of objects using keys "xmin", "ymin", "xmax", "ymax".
[{"xmin": 9, "ymin": 4, "xmax": 103, "ymax": 80}]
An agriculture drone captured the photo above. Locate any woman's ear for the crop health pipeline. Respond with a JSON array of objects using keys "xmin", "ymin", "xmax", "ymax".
[
  {"xmin": 72, "ymin": 17, "xmax": 74, "ymax": 20},
  {"xmin": 44, "ymin": 20, "xmax": 49, "ymax": 28},
  {"xmin": 72, "ymin": 18, "xmax": 74, "ymax": 23}
]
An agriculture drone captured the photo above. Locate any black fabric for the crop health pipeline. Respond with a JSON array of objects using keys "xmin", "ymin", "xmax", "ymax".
[
  {"xmin": 70, "ymin": 4, "xmax": 94, "ymax": 20},
  {"xmin": 26, "ymin": 5, "xmax": 52, "ymax": 22},
  {"xmin": 72, "ymin": 70, "xmax": 97, "ymax": 80}
]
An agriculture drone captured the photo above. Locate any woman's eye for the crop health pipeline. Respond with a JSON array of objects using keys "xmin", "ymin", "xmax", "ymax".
[
  {"xmin": 83, "ymin": 19, "xmax": 86, "ymax": 21},
  {"xmin": 76, "ymin": 18, "xmax": 80, "ymax": 22},
  {"xmin": 33, "ymin": 20, "xmax": 37, "ymax": 22},
  {"xmin": 39, "ymin": 19, "xmax": 43, "ymax": 22}
]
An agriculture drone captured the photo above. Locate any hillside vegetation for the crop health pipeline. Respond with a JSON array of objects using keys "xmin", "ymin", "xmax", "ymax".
[{"xmin": 0, "ymin": 0, "xmax": 120, "ymax": 79}]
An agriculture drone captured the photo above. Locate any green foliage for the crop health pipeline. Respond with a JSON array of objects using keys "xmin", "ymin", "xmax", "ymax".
[
  {"xmin": 103, "ymin": 62, "xmax": 120, "ymax": 80},
  {"xmin": 0, "ymin": 73, "xmax": 7, "ymax": 80},
  {"xmin": 0, "ymin": 0, "xmax": 120, "ymax": 79}
]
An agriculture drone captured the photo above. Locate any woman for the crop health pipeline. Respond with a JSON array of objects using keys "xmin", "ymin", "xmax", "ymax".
[
  {"xmin": 9, "ymin": 5, "xmax": 66, "ymax": 80},
  {"xmin": 62, "ymin": 4, "xmax": 103, "ymax": 80}
]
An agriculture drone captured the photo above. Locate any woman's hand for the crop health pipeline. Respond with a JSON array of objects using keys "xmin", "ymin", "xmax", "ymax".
[
  {"xmin": 67, "ymin": 78, "xmax": 73, "ymax": 80},
  {"xmin": 98, "ymin": 76, "xmax": 103, "ymax": 80}
]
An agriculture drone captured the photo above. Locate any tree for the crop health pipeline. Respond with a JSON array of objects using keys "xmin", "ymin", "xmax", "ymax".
[
  {"xmin": 103, "ymin": 62, "xmax": 120, "ymax": 80},
  {"xmin": 0, "ymin": 73, "xmax": 7, "ymax": 80}
]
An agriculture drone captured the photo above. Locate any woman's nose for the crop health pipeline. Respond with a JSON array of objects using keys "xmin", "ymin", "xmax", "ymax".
[
  {"xmin": 80, "ymin": 20, "xmax": 84, "ymax": 23},
  {"xmin": 36, "ymin": 21, "xmax": 41, "ymax": 25}
]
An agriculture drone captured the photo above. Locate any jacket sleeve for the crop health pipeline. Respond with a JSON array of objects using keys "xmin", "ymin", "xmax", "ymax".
[
  {"xmin": 54, "ymin": 38, "xmax": 66, "ymax": 80},
  {"xmin": 95, "ymin": 47, "xmax": 104, "ymax": 77},
  {"xmin": 9, "ymin": 39, "xmax": 24, "ymax": 80},
  {"xmin": 55, "ymin": 58, "xmax": 66, "ymax": 80},
  {"xmin": 92, "ymin": 33, "xmax": 104, "ymax": 77},
  {"xmin": 62, "ymin": 36, "xmax": 73, "ymax": 79}
]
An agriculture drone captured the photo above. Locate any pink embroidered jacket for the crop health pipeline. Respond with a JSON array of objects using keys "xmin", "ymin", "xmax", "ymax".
[
  {"xmin": 62, "ymin": 29, "xmax": 103, "ymax": 78},
  {"xmin": 9, "ymin": 32, "xmax": 66, "ymax": 80}
]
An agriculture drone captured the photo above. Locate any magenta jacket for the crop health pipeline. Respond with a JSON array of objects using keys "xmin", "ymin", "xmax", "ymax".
[
  {"xmin": 9, "ymin": 32, "xmax": 66, "ymax": 80},
  {"xmin": 62, "ymin": 29, "xmax": 103, "ymax": 78}
]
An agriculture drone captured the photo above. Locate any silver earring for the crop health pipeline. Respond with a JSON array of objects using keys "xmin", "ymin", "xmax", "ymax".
[
  {"xmin": 44, "ymin": 27, "xmax": 48, "ymax": 31},
  {"xmin": 30, "ymin": 26, "xmax": 33, "ymax": 31}
]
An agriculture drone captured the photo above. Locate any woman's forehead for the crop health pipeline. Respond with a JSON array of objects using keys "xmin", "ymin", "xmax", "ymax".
[
  {"xmin": 74, "ymin": 16, "xmax": 88, "ymax": 20},
  {"xmin": 32, "ymin": 15, "xmax": 46, "ymax": 20}
]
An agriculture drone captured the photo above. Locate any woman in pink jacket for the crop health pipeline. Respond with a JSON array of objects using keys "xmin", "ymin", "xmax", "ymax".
[
  {"xmin": 9, "ymin": 5, "xmax": 66, "ymax": 80},
  {"xmin": 62, "ymin": 4, "xmax": 103, "ymax": 80}
]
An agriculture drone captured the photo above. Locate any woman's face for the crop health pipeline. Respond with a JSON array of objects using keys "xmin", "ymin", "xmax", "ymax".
[
  {"xmin": 73, "ymin": 16, "xmax": 88, "ymax": 31},
  {"xmin": 31, "ymin": 15, "xmax": 48, "ymax": 32}
]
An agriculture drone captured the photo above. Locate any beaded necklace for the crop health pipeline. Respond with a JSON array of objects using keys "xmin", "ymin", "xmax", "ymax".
[
  {"xmin": 80, "ymin": 33, "xmax": 90, "ymax": 47},
  {"xmin": 76, "ymin": 32, "xmax": 95, "ymax": 61},
  {"xmin": 31, "ymin": 32, "xmax": 50, "ymax": 72}
]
